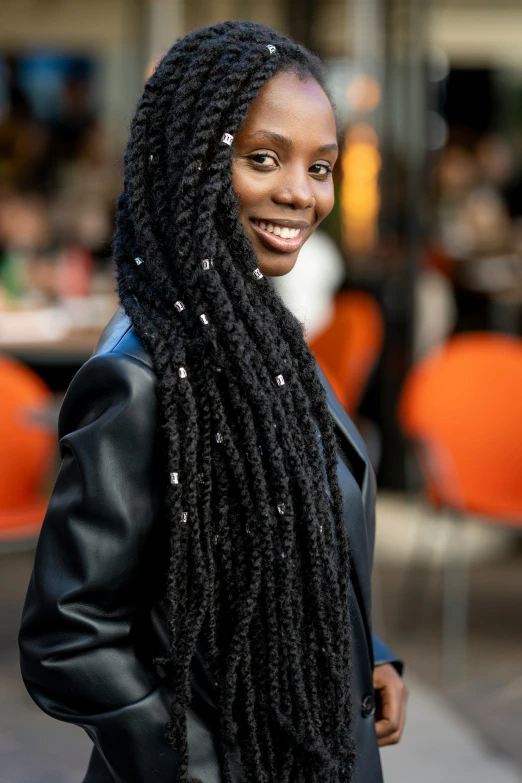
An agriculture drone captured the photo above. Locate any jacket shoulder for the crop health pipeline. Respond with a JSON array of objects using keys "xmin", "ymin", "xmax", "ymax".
[
  {"xmin": 93, "ymin": 306, "xmax": 153, "ymax": 370},
  {"xmin": 57, "ymin": 308, "xmax": 156, "ymax": 440}
]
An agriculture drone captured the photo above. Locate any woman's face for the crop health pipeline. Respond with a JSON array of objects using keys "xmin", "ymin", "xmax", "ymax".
[{"xmin": 232, "ymin": 71, "xmax": 338, "ymax": 277}]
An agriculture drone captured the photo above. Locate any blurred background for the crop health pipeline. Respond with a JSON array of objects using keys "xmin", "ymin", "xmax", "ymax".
[{"xmin": 1, "ymin": 1, "xmax": 521, "ymax": 781}]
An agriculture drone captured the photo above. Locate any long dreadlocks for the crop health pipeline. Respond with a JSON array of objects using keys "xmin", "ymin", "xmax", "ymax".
[{"xmin": 114, "ymin": 20, "xmax": 354, "ymax": 783}]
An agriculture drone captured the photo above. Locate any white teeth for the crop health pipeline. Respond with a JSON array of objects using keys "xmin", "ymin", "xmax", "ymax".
[{"xmin": 254, "ymin": 221, "xmax": 302, "ymax": 239}]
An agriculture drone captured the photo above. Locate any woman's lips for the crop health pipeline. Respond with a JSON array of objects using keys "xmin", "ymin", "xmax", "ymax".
[{"xmin": 249, "ymin": 219, "xmax": 306, "ymax": 253}]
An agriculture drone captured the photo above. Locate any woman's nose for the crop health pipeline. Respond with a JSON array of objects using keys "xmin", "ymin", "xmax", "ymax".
[{"xmin": 272, "ymin": 167, "xmax": 315, "ymax": 210}]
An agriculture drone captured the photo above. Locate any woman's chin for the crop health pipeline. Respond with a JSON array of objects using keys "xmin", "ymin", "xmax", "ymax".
[
  {"xmin": 258, "ymin": 251, "xmax": 299, "ymax": 277},
  {"xmin": 253, "ymin": 237, "xmax": 302, "ymax": 277}
]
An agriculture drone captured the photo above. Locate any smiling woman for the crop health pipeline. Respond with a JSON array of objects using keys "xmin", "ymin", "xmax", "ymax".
[
  {"xmin": 19, "ymin": 20, "xmax": 405, "ymax": 783},
  {"xmin": 232, "ymin": 73, "xmax": 338, "ymax": 276}
]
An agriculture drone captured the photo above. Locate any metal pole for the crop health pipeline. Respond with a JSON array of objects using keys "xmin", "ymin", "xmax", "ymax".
[
  {"xmin": 146, "ymin": 0, "xmax": 184, "ymax": 64},
  {"xmin": 374, "ymin": 0, "xmax": 431, "ymax": 489},
  {"xmin": 442, "ymin": 514, "xmax": 469, "ymax": 680}
]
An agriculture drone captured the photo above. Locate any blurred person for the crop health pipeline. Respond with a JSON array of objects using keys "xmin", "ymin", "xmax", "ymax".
[
  {"xmin": 0, "ymin": 192, "xmax": 53, "ymax": 300},
  {"xmin": 52, "ymin": 121, "xmax": 120, "ymax": 259},
  {"xmin": 458, "ymin": 186, "xmax": 513, "ymax": 256},
  {"xmin": 437, "ymin": 141, "xmax": 480, "ymax": 199},
  {"xmin": 476, "ymin": 132, "xmax": 515, "ymax": 191},
  {"xmin": 441, "ymin": 185, "xmax": 514, "ymax": 259},
  {"xmin": 437, "ymin": 140, "xmax": 514, "ymax": 259},
  {"xmin": 0, "ymin": 192, "xmax": 51, "ymax": 252},
  {"xmin": 0, "ymin": 78, "xmax": 52, "ymax": 193},
  {"xmin": 19, "ymin": 22, "xmax": 406, "ymax": 783},
  {"xmin": 48, "ymin": 73, "xmax": 96, "ymax": 164}
]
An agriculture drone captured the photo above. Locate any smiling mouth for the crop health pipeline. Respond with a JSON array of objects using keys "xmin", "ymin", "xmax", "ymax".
[{"xmin": 250, "ymin": 219, "xmax": 306, "ymax": 253}]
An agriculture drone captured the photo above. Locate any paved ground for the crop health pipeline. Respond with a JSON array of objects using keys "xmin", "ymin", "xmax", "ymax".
[
  {"xmin": 374, "ymin": 492, "xmax": 522, "ymax": 772},
  {"xmin": 1, "ymin": 493, "xmax": 521, "ymax": 782},
  {"xmin": 381, "ymin": 674, "xmax": 522, "ymax": 783},
  {"xmin": 0, "ymin": 550, "xmax": 92, "ymax": 783}
]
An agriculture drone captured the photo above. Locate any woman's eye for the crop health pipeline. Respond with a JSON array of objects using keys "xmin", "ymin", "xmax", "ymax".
[
  {"xmin": 248, "ymin": 153, "xmax": 277, "ymax": 167},
  {"xmin": 309, "ymin": 163, "xmax": 333, "ymax": 178}
]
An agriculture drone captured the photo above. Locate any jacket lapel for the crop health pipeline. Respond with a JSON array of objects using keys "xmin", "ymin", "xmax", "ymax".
[{"xmin": 316, "ymin": 366, "xmax": 376, "ymax": 651}]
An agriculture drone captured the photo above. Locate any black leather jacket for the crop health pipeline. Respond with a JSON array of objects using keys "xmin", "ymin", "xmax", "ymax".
[{"xmin": 19, "ymin": 308, "xmax": 402, "ymax": 783}]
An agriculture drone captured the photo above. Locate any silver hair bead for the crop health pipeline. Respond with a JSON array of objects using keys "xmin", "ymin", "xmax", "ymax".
[
  {"xmin": 277, "ymin": 503, "xmax": 285, "ymax": 515},
  {"xmin": 182, "ymin": 511, "xmax": 188, "ymax": 523},
  {"xmin": 221, "ymin": 133, "xmax": 234, "ymax": 146},
  {"xmin": 135, "ymin": 257, "xmax": 144, "ymax": 266},
  {"xmin": 200, "ymin": 313, "xmax": 209, "ymax": 325},
  {"xmin": 170, "ymin": 472, "xmax": 179, "ymax": 485},
  {"xmin": 266, "ymin": 45, "xmax": 277, "ymax": 54},
  {"xmin": 253, "ymin": 268, "xmax": 264, "ymax": 280},
  {"xmin": 178, "ymin": 367, "xmax": 187, "ymax": 378},
  {"xmin": 201, "ymin": 258, "xmax": 214, "ymax": 270},
  {"xmin": 216, "ymin": 432, "xmax": 223, "ymax": 443},
  {"xmin": 319, "ymin": 523, "xmax": 324, "ymax": 534},
  {"xmin": 174, "ymin": 301, "xmax": 185, "ymax": 312},
  {"xmin": 275, "ymin": 374, "xmax": 285, "ymax": 386},
  {"xmin": 149, "ymin": 154, "xmax": 154, "ymax": 162}
]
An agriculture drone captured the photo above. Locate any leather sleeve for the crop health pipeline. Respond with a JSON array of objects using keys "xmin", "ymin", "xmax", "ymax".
[
  {"xmin": 18, "ymin": 352, "xmax": 180, "ymax": 783},
  {"xmin": 372, "ymin": 634, "xmax": 404, "ymax": 676}
]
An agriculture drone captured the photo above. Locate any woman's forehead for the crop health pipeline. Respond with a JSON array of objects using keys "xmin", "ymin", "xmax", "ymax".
[{"xmin": 238, "ymin": 72, "xmax": 337, "ymax": 149}]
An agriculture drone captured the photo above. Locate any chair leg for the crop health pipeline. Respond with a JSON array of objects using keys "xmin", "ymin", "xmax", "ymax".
[
  {"xmin": 394, "ymin": 500, "xmax": 443, "ymax": 636},
  {"xmin": 442, "ymin": 512, "xmax": 468, "ymax": 681}
]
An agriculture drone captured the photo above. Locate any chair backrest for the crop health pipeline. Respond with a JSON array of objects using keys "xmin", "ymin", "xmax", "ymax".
[
  {"xmin": 399, "ymin": 333, "xmax": 522, "ymax": 522},
  {"xmin": 0, "ymin": 354, "xmax": 55, "ymax": 510},
  {"xmin": 309, "ymin": 291, "xmax": 384, "ymax": 415}
]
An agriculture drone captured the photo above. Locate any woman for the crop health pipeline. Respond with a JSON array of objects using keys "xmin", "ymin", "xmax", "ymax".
[{"xmin": 19, "ymin": 21, "xmax": 407, "ymax": 783}]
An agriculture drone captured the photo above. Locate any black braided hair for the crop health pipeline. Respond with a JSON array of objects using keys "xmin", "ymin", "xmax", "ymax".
[{"xmin": 114, "ymin": 20, "xmax": 354, "ymax": 783}]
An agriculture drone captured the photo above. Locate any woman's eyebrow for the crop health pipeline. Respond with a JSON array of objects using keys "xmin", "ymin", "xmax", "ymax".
[
  {"xmin": 316, "ymin": 142, "xmax": 339, "ymax": 155},
  {"xmin": 245, "ymin": 130, "xmax": 338, "ymax": 155},
  {"xmin": 245, "ymin": 130, "xmax": 292, "ymax": 147}
]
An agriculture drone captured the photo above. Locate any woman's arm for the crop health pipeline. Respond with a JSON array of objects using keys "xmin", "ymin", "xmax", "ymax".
[
  {"xmin": 373, "ymin": 634, "xmax": 403, "ymax": 675},
  {"xmin": 19, "ymin": 351, "xmax": 180, "ymax": 783}
]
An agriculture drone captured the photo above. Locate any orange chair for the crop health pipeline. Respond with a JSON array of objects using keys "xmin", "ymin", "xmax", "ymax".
[
  {"xmin": 309, "ymin": 291, "xmax": 384, "ymax": 416},
  {"xmin": 399, "ymin": 333, "xmax": 522, "ymax": 522},
  {"xmin": 0, "ymin": 354, "xmax": 56, "ymax": 547},
  {"xmin": 398, "ymin": 333, "xmax": 522, "ymax": 676}
]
